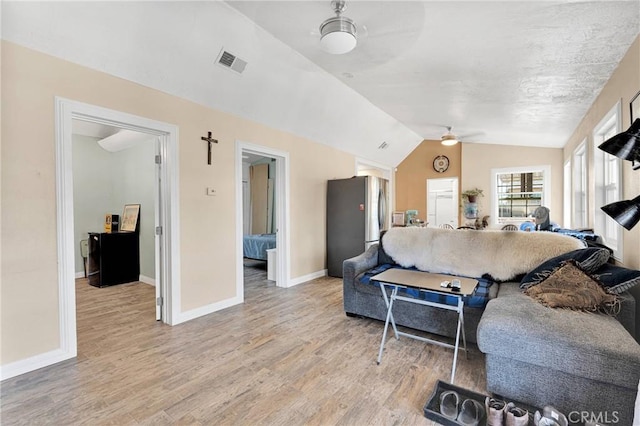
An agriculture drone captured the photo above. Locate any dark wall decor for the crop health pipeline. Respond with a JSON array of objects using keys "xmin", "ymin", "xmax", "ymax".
[{"xmin": 201, "ymin": 131, "xmax": 219, "ymax": 165}]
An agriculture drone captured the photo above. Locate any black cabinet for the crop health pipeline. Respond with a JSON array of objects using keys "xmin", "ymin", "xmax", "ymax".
[{"xmin": 87, "ymin": 232, "xmax": 140, "ymax": 287}]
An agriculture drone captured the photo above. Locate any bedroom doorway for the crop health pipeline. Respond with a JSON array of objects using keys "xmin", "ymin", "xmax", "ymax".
[
  {"xmin": 236, "ymin": 141, "xmax": 290, "ymax": 292},
  {"xmin": 55, "ymin": 98, "xmax": 180, "ymax": 357}
]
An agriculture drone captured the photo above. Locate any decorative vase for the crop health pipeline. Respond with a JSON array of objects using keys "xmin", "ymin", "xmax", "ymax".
[{"xmin": 464, "ymin": 202, "xmax": 478, "ymax": 219}]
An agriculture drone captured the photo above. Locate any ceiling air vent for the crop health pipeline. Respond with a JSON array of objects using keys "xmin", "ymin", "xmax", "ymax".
[
  {"xmin": 378, "ymin": 142, "xmax": 389, "ymax": 150},
  {"xmin": 216, "ymin": 49, "xmax": 247, "ymax": 74}
]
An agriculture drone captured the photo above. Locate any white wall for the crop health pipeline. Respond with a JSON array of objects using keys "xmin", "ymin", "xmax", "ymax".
[
  {"xmin": 72, "ymin": 135, "xmax": 114, "ymax": 274},
  {"xmin": 111, "ymin": 141, "xmax": 156, "ymax": 280}
]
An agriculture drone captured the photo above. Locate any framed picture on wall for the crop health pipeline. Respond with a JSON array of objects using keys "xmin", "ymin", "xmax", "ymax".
[
  {"xmin": 121, "ymin": 204, "xmax": 140, "ymax": 232},
  {"xmin": 631, "ymin": 90, "xmax": 640, "ymax": 170}
]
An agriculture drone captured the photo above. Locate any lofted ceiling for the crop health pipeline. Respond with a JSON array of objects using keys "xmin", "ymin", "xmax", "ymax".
[
  {"xmin": 3, "ymin": 1, "xmax": 639, "ymax": 167},
  {"xmin": 228, "ymin": 1, "xmax": 640, "ymax": 147}
]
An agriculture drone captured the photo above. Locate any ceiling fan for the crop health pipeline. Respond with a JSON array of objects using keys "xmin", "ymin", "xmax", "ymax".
[
  {"xmin": 440, "ymin": 126, "xmax": 484, "ymax": 146},
  {"xmin": 319, "ymin": 1, "xmax": 358, "ymax": 55}
]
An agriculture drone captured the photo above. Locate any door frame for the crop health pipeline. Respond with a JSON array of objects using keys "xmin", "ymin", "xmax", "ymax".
[
  {"xmin": 236, "ymin": 141, "xmax": 290, "ymax": 289},
  {"xmin": 55, "ymin": 98, "xmax": 181, "ymax": 361}
]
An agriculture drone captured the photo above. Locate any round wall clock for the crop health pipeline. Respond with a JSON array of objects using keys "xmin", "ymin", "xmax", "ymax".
[{"xmin": 433, "ymin": 155, "xmax": 450, "ymax": 173}]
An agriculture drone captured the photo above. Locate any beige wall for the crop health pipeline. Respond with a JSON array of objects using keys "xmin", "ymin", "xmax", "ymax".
[
  {"xmin": 1, "ymin": 42, "xmax": 355, "ymax": 364},
  {"xmin": 562, "ymin": 36, "xmax": 640, "ymax": 334},
  {"xmin": 393, "ymin": 138, "xmax": 564, "ymax": 228},
  {"xmin": 395, "ymin": 140, "xmax": 462, "ymax": 223},
  {"xmin": 461, "ymin": 144, "xmax": 564, "ymax": 226},
  {"xmin": 563, "ymin": 35, "xmax": 640, "ymax": 270}
]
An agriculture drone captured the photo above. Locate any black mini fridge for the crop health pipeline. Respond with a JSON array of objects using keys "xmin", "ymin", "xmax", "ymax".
[{"xmin": 87, "ymin": 232, "xmax": 140, "ymax": 287}]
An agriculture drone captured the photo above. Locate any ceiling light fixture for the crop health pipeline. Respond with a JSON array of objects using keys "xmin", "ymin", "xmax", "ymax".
[
  {"xmin": 441, "ymin": 127, "xmax": 459, "ymax": 146},
  {"xmin": 320, "ymin": 1, "xmax": 357, "ymax": 55}
]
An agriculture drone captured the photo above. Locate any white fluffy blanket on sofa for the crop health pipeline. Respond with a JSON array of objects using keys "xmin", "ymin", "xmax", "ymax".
[{"xmin": 382, "ymin": 227, "xmax": 586, "ymax": 282}]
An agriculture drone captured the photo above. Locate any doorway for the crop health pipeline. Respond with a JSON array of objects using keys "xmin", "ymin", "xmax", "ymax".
[
  {"xmin": 55, "ymin": 98, "xmax": 180, "ymax": 363},
  {"xmin": 71, "ymin": 121, "xmax": 158, "ymax": 301},
  {"xmin": 236, "ymin": 141, "xmax": 289, "ymax": 292},
  {"xmin": 427, "ymin": 178, "xmax": 459, "ymax": 228},
  {"xmin": 242, "ymin": 153, "xmax": 276, "ymax": 284}
]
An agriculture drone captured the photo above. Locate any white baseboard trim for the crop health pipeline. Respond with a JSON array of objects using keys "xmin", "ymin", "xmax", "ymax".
[
  {"xmin": 75, "ymin": 271, "xmax": 85, "ymax": 279},
  {"xmin": 174, "ymin": 295, "xmax": 243, "ymax": 325},
  {"xmin": 0, "ymin": 348, "xmax": 75, "ymax": 381},
  {"xmin": 139, "ymin": 275, "xmax": 155, "ymax": 286},
  {"xmin": 288, "ymin": 269, "xmax": 327, "ymax": 287}
]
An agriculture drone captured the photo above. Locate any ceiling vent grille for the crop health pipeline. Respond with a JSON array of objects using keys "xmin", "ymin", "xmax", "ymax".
[
  {"xmin": 378, "ymin": 141, "xmax": 389, "ymax": 149},
  {"xmin": 217, "ymin": 49, "xmax": 247, "ymax": 74}
]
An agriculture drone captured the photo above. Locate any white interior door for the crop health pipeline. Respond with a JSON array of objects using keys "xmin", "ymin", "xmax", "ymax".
[
  {"xmin": 427, "ymin": 178, "xmax": 459, "ymax": 228},
  {"xmin": 154, "ymin": 138, "xmax": 162, "ymax": 321}
]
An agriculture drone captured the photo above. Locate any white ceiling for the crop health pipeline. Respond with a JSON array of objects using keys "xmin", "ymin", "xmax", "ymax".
[
  {"xmin": 228, "ymin": 1, "xmax": 640, "ymax": 146},
  {"xmin": 4, "ymin": 1, "xmax": 639, "ymax": 167}
]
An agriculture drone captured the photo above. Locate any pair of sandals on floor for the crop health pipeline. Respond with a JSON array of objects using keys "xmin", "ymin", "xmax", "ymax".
[{"xmin": 440, "ymin": 391, "xmax": 568, "ymax": 426}]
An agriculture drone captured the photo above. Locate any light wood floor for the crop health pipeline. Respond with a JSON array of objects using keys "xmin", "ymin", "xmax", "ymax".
[{"xmin": 1, "ymin": 261, "xmax": 487, "ymax": 425}]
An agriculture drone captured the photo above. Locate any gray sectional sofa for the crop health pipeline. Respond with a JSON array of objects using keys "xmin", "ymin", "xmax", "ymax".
[
  {"xmin": 343, "ymin": 227, "xmax": 640, "ymax": 425},
  {"xmin": 343, "ymin": 243, "xmax": 496, "ymax": 343}
]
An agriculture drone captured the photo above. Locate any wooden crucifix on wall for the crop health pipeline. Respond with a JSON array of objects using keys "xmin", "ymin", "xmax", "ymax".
[{"xmin": 201, "ymin": 131, "xmax": 218, "ymax": 165}]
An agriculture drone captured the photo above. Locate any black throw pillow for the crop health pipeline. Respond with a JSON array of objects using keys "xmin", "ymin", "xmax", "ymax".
[
  {"xmin": 520, "ymin": 248, "xmax": 611, "ymax": 289},
  {"xmin": 592, "ymin": 263, "xmax": 640, "ymax": 294}
]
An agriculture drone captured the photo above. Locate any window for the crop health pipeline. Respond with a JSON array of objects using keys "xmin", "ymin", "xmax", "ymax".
[
  {"xmin": 492, "ymin": 166, "xmax": 550, "ymax": 224},
  {"xmin": 593, "ymin": 102, "xmax": 622, "ymax": 259},
  {"xmin": 572, "ymin": 141, "xmax": 587, "ymax": 229},
  {"xmin": 497, "ymin": 172, "xmax": 543, "ymax": 219},
  {"xmin": 563, "ymin": 160, "xmax": 571, "ymax": 228}
]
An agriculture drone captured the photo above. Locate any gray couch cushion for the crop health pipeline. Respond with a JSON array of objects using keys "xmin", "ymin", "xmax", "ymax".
[{"xmin": 477, "ymin": 283, "xmax": 640, "ymax": 390}]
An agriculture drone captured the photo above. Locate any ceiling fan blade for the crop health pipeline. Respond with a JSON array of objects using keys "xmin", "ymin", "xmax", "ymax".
[{"xmin": 458, "ymin": 131, "xmax": 485, "ymax": 140}]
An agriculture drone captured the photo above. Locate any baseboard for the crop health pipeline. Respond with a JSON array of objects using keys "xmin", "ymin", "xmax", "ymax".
[
  {"xmin": 288, "ymin": 269, "xmax": 327, "ymax": 287},
  {"xmin": 174, "ymin": 295, "xmax": 244, "ymax": 325},
  {"xmin": 174, "ymin": 269, "xmax": 326, "ymax": 324},
  {"xmin": 139, "ymin": 275, "xmax": 155, "ymax": 286},
  {"xmin": 0, "ymin": 348, "xmax": 75, "ymax": 381},
  {"xmin": 75, "ymin": 271, "xmax": 85, "ymax": 279}
]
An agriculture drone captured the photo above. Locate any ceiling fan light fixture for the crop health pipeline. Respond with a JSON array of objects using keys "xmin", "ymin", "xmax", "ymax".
[
  {"xmin": 320, "ymin": 1, "xmax": 357, "ymax": 55},
  {"xmin": 441, "ymin": 134, "xmax": 459, "ymax": 146},
  {"xmin": 441, "ymin": 128, "xmax": 459, "ymax": 146},
  {"xmin": 440, "ymin": 126, "xmax": 459, "ymax": 146}
]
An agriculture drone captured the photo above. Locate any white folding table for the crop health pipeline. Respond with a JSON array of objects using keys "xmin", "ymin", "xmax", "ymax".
[{"xmin": 371, "ymin": 269, "xmax": 478, "ymax": 383}]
